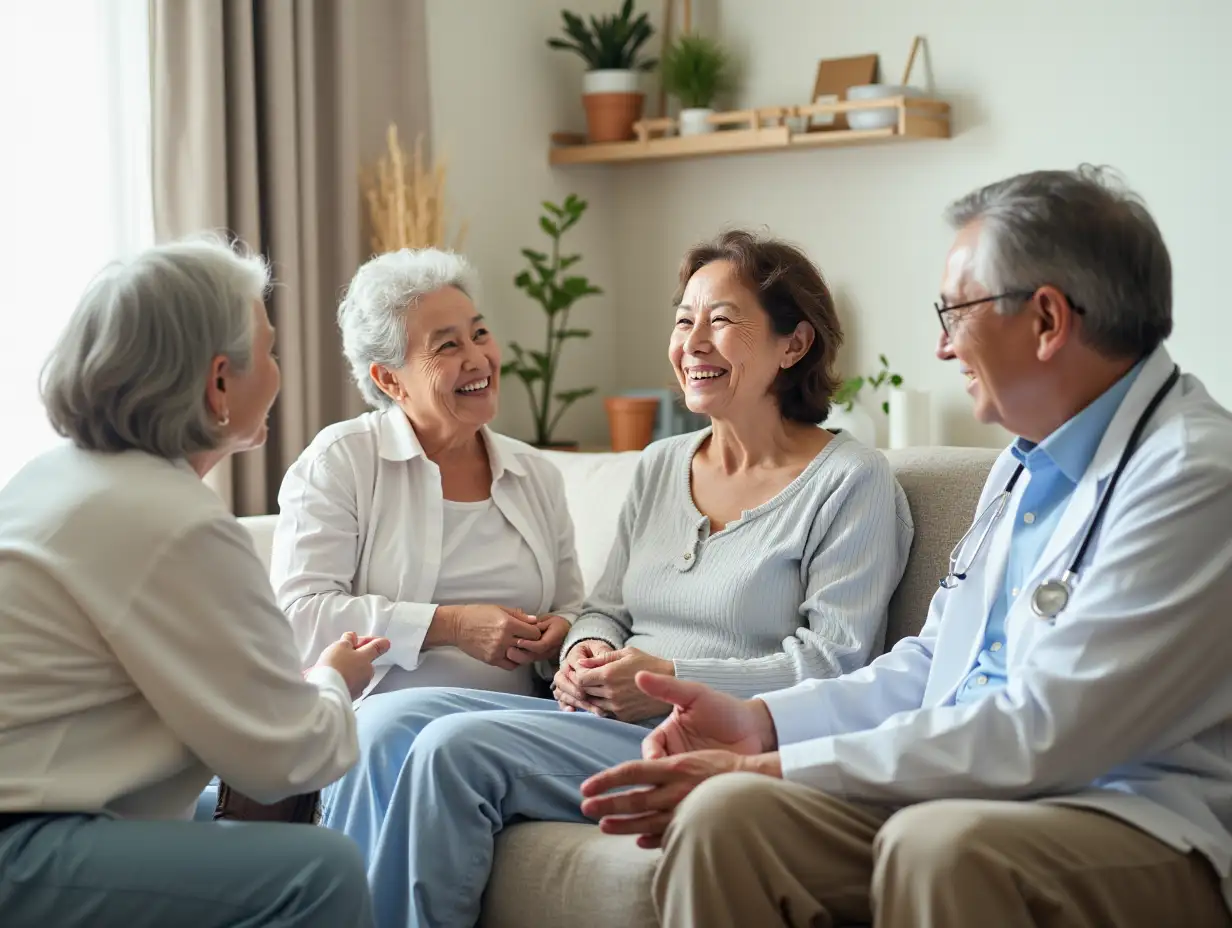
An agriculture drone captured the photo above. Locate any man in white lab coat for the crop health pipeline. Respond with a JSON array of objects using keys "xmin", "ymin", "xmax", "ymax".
[{"xmin": 579, "ymin": 166, "xmax": 1232, "ymax": 927}]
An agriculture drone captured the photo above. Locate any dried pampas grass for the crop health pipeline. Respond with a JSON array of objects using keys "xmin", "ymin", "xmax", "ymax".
[{"xmin": 362, "ymin": 124, "xmax": 467, "ymax": 254}]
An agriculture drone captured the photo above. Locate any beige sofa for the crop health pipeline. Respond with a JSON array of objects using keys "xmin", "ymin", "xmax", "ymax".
[{"xmin": 241, "ymin": 443, "xmax": 999, "ymax": 928}]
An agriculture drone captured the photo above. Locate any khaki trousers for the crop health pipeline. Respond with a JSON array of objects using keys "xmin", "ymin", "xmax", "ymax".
[{"xmin": 654, "ymin": 772, "xmax": 1230, "ymax": 928}]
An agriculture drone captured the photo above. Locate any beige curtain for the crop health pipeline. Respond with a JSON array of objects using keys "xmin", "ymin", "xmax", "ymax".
[{"xmin": 150, "ymin": 0, "xmax": 430, "ymax": 515}]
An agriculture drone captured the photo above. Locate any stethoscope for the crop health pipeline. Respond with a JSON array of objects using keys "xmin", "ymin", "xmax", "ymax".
[{"xmin": 940, "ymin": 365, "xmax": 1181, "ymax": 619}]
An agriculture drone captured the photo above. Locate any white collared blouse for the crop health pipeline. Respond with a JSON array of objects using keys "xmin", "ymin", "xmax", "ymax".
[{"xmin": 270, "ymin": 407, "xmax": 585, "ymax": 699}]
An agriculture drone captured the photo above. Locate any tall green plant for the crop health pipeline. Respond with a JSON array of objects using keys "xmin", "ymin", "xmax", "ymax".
[
  {"xmin": 547, "ymin": 0, "xmax": 657, "ymax": 71},
  {"xmin": 661, "ymin": 34, "xmax": 733, "ymax": 109},
  {"xmin": 502, "ymin": 195, "xmax": 603, "ymax": 446}
]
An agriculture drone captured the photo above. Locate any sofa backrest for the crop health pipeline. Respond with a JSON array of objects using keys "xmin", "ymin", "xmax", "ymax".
[
  {"xmin": 880, "ymin": 446, "xmax": 998, "ymax": 642},
  {"xmin": 237, "ymin": 444, "xmax": 999, "ymax": 650}
]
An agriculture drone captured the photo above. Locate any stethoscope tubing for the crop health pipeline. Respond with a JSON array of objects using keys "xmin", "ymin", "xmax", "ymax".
[{"xmin": 941, "ymin": 365, "xmax": 1181, "ymax": 601}]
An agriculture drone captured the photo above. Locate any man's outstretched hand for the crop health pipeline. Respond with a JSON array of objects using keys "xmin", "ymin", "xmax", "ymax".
[{"xmin": 635, "ymin": 671, "xmax": 778, "ymax": 760}]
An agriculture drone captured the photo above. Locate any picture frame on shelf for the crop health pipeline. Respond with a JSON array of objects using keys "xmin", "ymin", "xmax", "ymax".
[{"xmin": 808, "ymin": 53, "xmax": 878, "ymax": 131}]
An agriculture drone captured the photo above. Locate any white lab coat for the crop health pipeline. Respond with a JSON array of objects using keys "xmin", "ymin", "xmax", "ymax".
[
  {"xmin": 761, "ymin": 346, "xmax": 1232, "ymax": 909},
  {"xmin": 270, "ymin": 407, "xmax": 585, "ymax": 698}
]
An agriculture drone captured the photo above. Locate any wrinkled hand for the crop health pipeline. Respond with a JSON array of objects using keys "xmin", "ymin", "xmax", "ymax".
[
  {"xmin": 580, "ymin": 750, "xmax": 753, "ymax": 849},
  {"xmin": 637, "ymin": 672, "xmax": 777, "ymax": 760},
  {"xmin": 509, "ymin": 614, "xmax": 570, "ymax": 665},
  {"xmin": 553, "ymin": 639, "xmax": 613, "ymax": 714},
  {"xmin": 574, "ymin": 647, "xmax": 675, "ymax": 723},
  {"xmin": 452, "ymin": 605, "xmax": 541, "ymax": 670},
  {"xmin": 317, "ymin": 631, "xmax": 391, "ymax": 700}
]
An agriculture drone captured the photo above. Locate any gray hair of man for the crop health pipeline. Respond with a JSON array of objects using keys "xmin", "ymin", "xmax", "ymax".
[
  {"xmin": 945, "ymin": 164, "xmax": 1172, "ymax": 360},
  {"xmin": 338, "ymin": 247, "xmax": 481, "ymax": 409},
  {"xmin": 41, "ymin": 236, "xmax": 270, "ymax": 458}
]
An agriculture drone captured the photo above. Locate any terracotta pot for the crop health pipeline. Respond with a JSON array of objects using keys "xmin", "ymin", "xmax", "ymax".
[
  {"xmin": 582, "ymin": 92, "xmax": 644, "ymax": 143},
  {"xmin": 605, "ymin": 396, "xmax": 660, "ymax": 452}
]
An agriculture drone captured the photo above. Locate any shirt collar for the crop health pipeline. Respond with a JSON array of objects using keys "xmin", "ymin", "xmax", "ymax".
[
  {"xmin": 1011, "ymin": 358, "xmax": 1147, "ymax": 484},
  {"xmin": 375, "ymin": 406, "xmax": 524, "ymax": 478}
]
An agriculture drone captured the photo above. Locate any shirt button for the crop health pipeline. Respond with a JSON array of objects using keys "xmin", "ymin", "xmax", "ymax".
[
  {"xmin": 977, "ymin": 674, "xmax": 989, "ymax": 685},
  {"xmin": 1011, "ymin": 587, "xmax": 1020, "ymax": 597},
  {"xmin": 682, "ymin": 552, "xmax": 692, "ymax": 561},
  {"xmin": 990, "ymin": 641, "xmax": 1003, "ymax": 652},
  {"xmin": 1023, "ymin": 512, "xmax": 1036, "ymax": 524}
]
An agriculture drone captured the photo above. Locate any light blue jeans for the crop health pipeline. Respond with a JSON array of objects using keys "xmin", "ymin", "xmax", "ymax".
[
  {"xmin": 0, "ymin": 813, "xmax": 373, "ymax": 928},
  {"xmin": 321, "ymin": 688, "xmax": 651, "ymax": 928}
]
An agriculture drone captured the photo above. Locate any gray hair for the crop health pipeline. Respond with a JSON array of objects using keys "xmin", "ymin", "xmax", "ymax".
[
  {"xmin": 338, "ymin": 248, "xmax": 481, "ymax": 408},
  {"xmin": 945, "ymin": 164, "xmax": 1172, "ymax": 359},
  {"xmin": 41, "ymin": 235, "xmax": 270, "ymax": 458}
]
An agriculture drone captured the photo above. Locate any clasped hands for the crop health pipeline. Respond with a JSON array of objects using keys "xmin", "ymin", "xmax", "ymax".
[
  {"xmin": 443, "ymin": 604, "xmax": 571, "ymax": 670},
  {"xmin": 576, "ymin": 670, "xmax": 784, "ymax": 848},
  {"xmin": 552, "ymin": 641, "xmax": 675, "ymax": 723}
]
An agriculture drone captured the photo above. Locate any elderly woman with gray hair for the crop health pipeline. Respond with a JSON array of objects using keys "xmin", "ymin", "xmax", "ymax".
[
  {"xmin": 0, "ymin": 238, "xmax": 383, "ymax": 928},
  {"xmin": 270, "ymin": 249, "xmax": 584, "ymax": 699}
]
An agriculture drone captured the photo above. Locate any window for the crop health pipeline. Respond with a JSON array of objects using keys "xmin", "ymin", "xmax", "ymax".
[{"xmin": 0, "ymin": 1, "xmax": 153, "ymax": 487}]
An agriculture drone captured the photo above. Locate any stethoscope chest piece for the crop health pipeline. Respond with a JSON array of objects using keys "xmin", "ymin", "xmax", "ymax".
[{"xmin": 1030, "ymin": 577, "xmax": 1071, "ymax": 619}]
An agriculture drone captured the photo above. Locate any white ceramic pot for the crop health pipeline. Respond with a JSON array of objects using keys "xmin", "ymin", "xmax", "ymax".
[
  {"xmin": 844, "ymin": 83, "xmax": 925, "ymax": 130},
  {"xmin": 678, "ymin": 107, "xmax": 715, "ymax": 136},
  {"xmin": 583, "ymin": 69, "xmax": 641, "ymax": 95},
  {"xmin": 823, "ymin": 403, "xmax": 877, "ymax": 448}
]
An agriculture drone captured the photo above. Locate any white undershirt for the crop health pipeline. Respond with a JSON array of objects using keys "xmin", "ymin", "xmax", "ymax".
[{"xmin": 372, "ymin": 498, "xmax": 544, "ymax": 697}]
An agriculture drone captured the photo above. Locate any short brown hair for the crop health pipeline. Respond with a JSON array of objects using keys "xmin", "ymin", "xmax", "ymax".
[{"xmin": 675, "ymin": 229, "xmax": 842, "ymax": 424}]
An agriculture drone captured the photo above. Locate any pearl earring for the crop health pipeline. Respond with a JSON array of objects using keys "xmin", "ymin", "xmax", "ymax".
[{"xmin": 218, "ymin": 414, "xmax": 231, "ymax": 427}]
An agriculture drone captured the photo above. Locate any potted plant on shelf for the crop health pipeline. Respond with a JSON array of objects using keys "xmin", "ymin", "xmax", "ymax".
[
  {"xmin": 661, "ymin": 33, "xmax": 733, "ymax": 136},
  {"xmin": 547, "ymin": 0, "xmax": 657, "ymax": 143},
  {"xmin": 502, "ymin": 194, "xmax": 602, "ymax": 449}
]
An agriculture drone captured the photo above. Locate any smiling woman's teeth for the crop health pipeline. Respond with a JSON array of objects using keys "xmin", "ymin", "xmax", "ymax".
[
  {"xmin": 458, "ymin": 378, "xmax": 489, "ymax": 393},
  {"xmin": 688, "ymin": 370, "xmax": 725, "ymax": 380}
]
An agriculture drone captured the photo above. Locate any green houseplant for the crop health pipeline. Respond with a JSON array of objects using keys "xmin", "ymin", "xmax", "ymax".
[
  {"xmin": 832, "ymin": 354, "xmax": 904, "ymax": 415},
  {"xmin": 661, "ymin": 34, "xmax": 733, "ymax": 135},
  {"xmin": 502, "ymin": 194, "xmax": 603, "ymax": 448},
  {"xmin": 547, "ymin": 1, "xmax": 657, "ymax": 71},
  {"xmin": 547, "ymin": 1, "xmax": 657, "ymax": 143}
]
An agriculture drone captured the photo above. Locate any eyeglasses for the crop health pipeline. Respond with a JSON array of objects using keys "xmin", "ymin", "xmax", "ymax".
[{"xmin": 934, "ymin": 290, "xmax": 1085, "ymax": 338}]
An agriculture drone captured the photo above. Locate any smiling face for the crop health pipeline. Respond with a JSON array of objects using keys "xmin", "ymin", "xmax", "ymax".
[
  {"xmin": 936, "ymin": 221, "xmax": 1040, "ymax": 431},
  {"xmin": 370, "ymin": 285, "xmax": 500, "ymax": 435},
  {"xmin": 670, "ymin": 260, "xmax": 811, "ymax": 421}
]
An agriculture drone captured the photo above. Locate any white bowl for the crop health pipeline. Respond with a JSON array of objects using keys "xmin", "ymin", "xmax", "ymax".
[{"xmin": 844, "ymin": 83, "xmax": 925, "ymax": 130}]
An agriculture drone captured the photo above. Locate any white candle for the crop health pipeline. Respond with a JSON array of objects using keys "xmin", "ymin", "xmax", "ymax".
[{"xmin": 888, "ymin": 387, "xmax": 931, "ymax": 449}]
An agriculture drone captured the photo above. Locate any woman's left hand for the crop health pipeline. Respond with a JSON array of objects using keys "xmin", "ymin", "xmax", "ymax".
[
  {"xmin": 574, "ymin": 647, "xmax": 675, "ymax": 723},
  {"xmin": 508, "ymin": 614, "xmax": 571, "ymax": 665}
]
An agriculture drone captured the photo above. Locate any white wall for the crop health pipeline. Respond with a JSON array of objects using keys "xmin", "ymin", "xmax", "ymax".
[
  {"xmin": 425, "ymin": 0, "xmax": 623, "ymax": 446},
  {"xmin": 428, "ymin": 0, "xmax": 1232, "ymax": 448}
]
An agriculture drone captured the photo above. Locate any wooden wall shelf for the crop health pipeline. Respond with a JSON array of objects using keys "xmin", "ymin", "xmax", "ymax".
[{"xmin": 549, "ymin": 96, "xmax": 950, "ymax": 166}]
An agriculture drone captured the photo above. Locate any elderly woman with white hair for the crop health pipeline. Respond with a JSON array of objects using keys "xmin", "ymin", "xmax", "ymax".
[
  {"xmin": 270, "ymin": 248, "xmax": 584, "ymax": 699},
  {"xmin": 0, "ymin": 238, "xmax": 384, "ymax": 928}
]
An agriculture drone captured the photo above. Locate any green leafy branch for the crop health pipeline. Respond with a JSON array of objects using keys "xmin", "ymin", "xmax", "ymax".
[
  {"xmin": 501, "ymin": 194, "xmax": 603, "ymax": 445},
  {"xmin": 833, "ymin": 354, "xmax": 904, "ymax": 415}
]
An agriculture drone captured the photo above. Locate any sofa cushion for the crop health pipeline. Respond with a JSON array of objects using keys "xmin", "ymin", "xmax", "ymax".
[
  {"xmin": 881, "ymin": 446, "xmax": 999, "ymax": 642},
  {"xmin": 482, "ymin": 823, "xmax": 658, "ymax": 928},
  {"xmin": 239, "ymin": 513, "xmax": 279, "ymax": 572},
  {"xmin": 539, "ymin": 449, "xmax": 642, "ymax": 592}
]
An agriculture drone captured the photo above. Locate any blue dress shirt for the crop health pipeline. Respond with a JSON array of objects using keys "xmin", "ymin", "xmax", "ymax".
[{"xmin": 954, "ymin": 361, "xmax": 1145, "ymax": 703}]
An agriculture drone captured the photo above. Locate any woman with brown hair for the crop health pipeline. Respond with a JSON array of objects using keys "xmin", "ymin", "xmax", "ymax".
[{"xmin": 321, "ymin": 230, "xmax": 915, "ymax": 928}]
